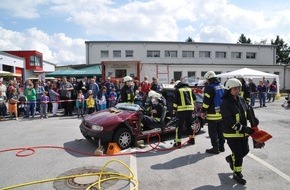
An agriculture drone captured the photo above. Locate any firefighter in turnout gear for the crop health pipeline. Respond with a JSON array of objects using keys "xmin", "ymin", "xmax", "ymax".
[
  {"xmin": 201, "ymin": 71, "xmax": 225, "ymax": 154},
  {"xmin": 220, "ymin": 78, "xmax": 255, "ymax": 185},
  {"xmin": 173, "ymin": 80, "xmax": 196, "ymax": 147},
  {"xmin": 120, "ymin": 76, "xmax": 134, "ymax": 103},
  {"xmin": 238, "ymin": 77, "xmax": 250, "ymax": 105},
  {"xmin": 141, "ymin": 90, "xmax": 166, "ymax": 130}
]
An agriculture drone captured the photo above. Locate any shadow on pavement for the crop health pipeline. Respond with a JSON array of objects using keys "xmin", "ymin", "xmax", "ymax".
[
  {"xmin": 63, "ymin": 139, "xmax": 98, "ymax": 158},
  {"xmin": 150, "ymin": 151, "xmax": 214, "ymax": 170},
  {"xmin": 193, "ymin": 173, "xmax": 247, "ymax": 190}
]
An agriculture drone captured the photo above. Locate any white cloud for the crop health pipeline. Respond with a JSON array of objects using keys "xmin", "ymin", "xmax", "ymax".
[
  {"xmin": 0, "ymin": 0, "xmax": 290, "ymax": 65},
  {"xmin": 0, "ymin": 0, "xmax": 50, "ymax": 19},
  {"xmin": 0, "ymin": 27, "xmax": 85, "ymax": 65}
]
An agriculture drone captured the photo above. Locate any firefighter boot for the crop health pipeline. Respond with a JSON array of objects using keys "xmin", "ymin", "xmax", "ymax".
[
  {"xmin": 225, "ymin": 155, "xmax": 233, "ymax": 170},
  {"xmin": 188, "ymin": 135, "xmax": 195, "ymax": 145},
  {"xmin": 219, "ymin": 145, "xmax": 225, "ymax": 152},
  {"xmin": 206, "ymin": 147, "xmax": 219, "ymax": 154},
  {"xmin": 173, "ymin": 142, "xmax": 181, "ymax": 148},
  {"xmin": 233, "ymin": 172, "xmax": 246, "ymax": 185}
]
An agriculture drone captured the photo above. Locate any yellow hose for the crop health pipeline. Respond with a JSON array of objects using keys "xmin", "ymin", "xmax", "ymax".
[{"xmin": 0, "ymin": 159, "xmax": 138, "ymax": 190}]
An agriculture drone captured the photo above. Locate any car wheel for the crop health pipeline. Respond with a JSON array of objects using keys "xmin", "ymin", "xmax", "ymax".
[
  {"xmin": 191, "ymin": 117, "xmax": 202, "ymax": 134},
  {"xmin": 113, "ymin": 128, "xmax": 133, "ymax": 150}
]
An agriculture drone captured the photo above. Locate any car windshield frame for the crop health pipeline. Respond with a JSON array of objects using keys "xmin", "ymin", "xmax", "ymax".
[{"xmin": 114, "ymin": 103, "xmax": 141, "ymax": 112}]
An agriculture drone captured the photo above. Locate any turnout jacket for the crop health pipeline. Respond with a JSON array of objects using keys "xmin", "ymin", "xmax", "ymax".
[
  {"xmin": 201, "ymin": 81, "xmax": 224, "ymax": 121},
  {"xmin": 173, "ymin": 82, "xmax": 195, "ymax": 112},
  {"xmin": 220, "ymin": 94, "xmax": 249, "ymax": 139}
]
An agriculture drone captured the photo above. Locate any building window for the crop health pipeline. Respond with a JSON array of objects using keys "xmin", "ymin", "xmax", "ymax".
[
  {"xmin": 215, "ymin": 71, "xmax": 222, "ymax": 75},
  {"xmin": 125, "ymin": 50, "xmax": 134, "ymax": 58},
  {"xmin": 147, "ymin": 50, "xmax": 160, "ymax": 57},
  {"xmin": 174, "ymin": 71, "xmax": 182, "ymax": 81},
  {"xmin": 215, "ymin": 51, "xmax": 226, "ymax": 58},
  {"xmin": 201, "ymin": 71, "xmax": 207, "ymax": 78},
  {"xmin": 231, "ymin": 52, "xmax": 242, "ymax": 59},
  {"xmin": 188, "ymin": 71, "xmax": 196, "ymax": 78},
  {"xmin": 101, "ymin": 50, "xmax": 109, "ymax": 58},
  {"xmin": 199, "ymin": 51, "xmax": 211, "ymax": 58},
  {"xmin": 246, "ymin": 52, "xmax": 256, "ymax": 59},
  {"xmin": 115, "ymin": 69, "xmax": 127, "ymax": 78},
  {"xmin": 113, "ymin": 50, "xmax": 121, "ymax": 58},
  {"xmin": 165, "ymin": 50, "xmax": 177, "ymax": 58},
  {"xmin": 182, "ymin": 51, "xmax": 194, "ymax": 58},
  {"xmin": 30, "ymin": 56, "xmax": 42, "ymax": 66}
]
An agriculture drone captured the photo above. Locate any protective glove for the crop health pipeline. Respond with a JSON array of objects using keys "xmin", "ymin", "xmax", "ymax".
[
  {"xmin": 234, "ymin": 123, "xmax": 255, "ymax": 135},
  {"xmin": 242, "ymin": 126, "xmax": 255, "ymax": 135}
]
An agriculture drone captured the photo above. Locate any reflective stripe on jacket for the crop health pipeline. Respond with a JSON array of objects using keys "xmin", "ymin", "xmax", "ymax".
[
  {"xmin": 220, "ymin": 95, "xmax": 249, "ymax": 139},
  {"xmin": 173, "ymin": 85, "xmax": 195, "ymax": 112},
  {"xmin": 201, "ymin": 81, "xmax": 224, "ymax": 121}
]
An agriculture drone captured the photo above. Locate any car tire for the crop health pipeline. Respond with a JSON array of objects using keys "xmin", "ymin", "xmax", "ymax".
[
  {"xmin": 113, "ymin": 128, "xmax": 133, "ymax": 150},
  {"xmin": 192, "ymin": 117, "xmax": 202, "ymax": 134}
]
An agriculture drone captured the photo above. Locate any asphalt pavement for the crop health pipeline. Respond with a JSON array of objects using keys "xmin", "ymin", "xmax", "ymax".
[{"xmin": 0, "ymin": 98, "xmax": 290, "ymax": 190}]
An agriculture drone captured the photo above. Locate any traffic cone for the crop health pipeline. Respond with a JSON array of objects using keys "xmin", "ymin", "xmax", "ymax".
[{"xmin": 106, "ymin": 142, "xmax": 121, "ymax": 155}]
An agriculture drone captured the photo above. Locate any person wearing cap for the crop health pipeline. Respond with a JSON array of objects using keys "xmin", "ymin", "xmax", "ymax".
[
  {"xmin": 201, "ymin": 71, "xmax": 225, "ymax": 154},
  {"xmin": 220, "ymin": 78, "xmax": 255, "ymax": 185},
  {"xmin": 173, "ymin": 80, "xmax": 196, "ymax": 147},
  {"xmin": 120, "ymin": 76, "xmax": 134, "ymax": 103}
]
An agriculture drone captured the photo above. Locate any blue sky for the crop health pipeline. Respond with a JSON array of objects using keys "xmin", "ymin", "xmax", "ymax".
[{"xmin": 0, "ymin": 0, "xmax": 290, "ymax": 65}]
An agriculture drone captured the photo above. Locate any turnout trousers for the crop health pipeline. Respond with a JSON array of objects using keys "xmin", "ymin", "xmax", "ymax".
[
  {"xmin": 175, "ymin": 110, "xmax": 193, "ymax": 143},
  {"xmin": 208, "ymin": 120, "xmax": 225, "ymax": 149},
  {"xmin": 227, "ymin": 138, "xmax": 249, "ymax": 173}
]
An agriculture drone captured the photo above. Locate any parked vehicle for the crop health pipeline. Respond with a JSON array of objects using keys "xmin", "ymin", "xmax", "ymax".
[
  {"xmin": 80, "ymin": 87, "xmax": 204, "ymax": 150},
  {"xmin": 282, "ymin": 94, "xmax": 290, "ymax": 109}
]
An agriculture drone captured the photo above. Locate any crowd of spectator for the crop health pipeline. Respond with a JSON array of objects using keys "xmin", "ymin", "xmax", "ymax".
[{"xmin": 0, "ymin": 75, "xmax": 162, "ymax": 121}]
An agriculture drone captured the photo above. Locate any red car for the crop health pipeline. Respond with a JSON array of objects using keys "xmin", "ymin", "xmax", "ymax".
[{"xmin": 80, "ymin": 89, "xmax": 204, "ymax": 150}]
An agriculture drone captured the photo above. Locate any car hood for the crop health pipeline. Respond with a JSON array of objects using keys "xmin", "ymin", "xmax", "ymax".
[{"xmin": 84, "ymin": 109, "xmax": 136, "ymax": 125}]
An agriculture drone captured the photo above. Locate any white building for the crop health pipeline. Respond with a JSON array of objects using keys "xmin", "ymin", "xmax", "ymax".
[
  {"xmin": 0, "ymin": 51, "xmax": 25, "ymax": 78},
  {"xmin": 85, "ymin": 41, "xmax": 290, "ymax": 90}
]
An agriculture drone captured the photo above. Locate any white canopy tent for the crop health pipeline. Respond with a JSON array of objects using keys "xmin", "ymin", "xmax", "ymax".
[{"xmin": 216, "ymin": 68, "xmax": 280, "ymax": 93}]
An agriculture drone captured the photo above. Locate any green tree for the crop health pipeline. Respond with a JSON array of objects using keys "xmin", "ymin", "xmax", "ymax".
[
  {"xmin": 271, "ymin": 35, "xmax": 290, "ymax": 65},
  {"xmin": 237, "ymin": 34, "xmax": 251, "ymax": 44},
  {"xmin": 185, "ymin": 37, "xmax": 193, "ymax": 42}
]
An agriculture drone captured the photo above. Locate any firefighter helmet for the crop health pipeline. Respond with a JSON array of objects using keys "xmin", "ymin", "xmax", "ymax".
[
  {"xmin": 174, "ymin": 80, "xmax": 181, "ymax": 87},
  {"xmin": 204, "ymin": 71, "xmax": 217, "ymax": 80},
  {"xmin": 123, "ymin": 76, "xmax": 133, "ymax": 82},
  {"xmin": 224, "ymin": 78, "xmax": 242, "ymax": 90},
  {"xmin": 148, "ymin": 90, "xmax": 161, "ymax": 100}
]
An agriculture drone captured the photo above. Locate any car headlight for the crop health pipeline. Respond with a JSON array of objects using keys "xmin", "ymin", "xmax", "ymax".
[{"xmin": 91, "ymin": 125, "xmax": 103, "ymax": 131}]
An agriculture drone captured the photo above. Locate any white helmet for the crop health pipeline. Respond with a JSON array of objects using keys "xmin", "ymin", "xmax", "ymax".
[
  {"xmin": 225, "ymin": 78, "xmax": 242, "ymax": 90},
  {"xmin": 174, "ymin": 80, "xmax": 181, "ymax": 87},
  {"xmin": 204, "ymin": 71, "xmax": 217, "ymax": 80},
  {"xmin": 123, "ymin": 76, "xmax": 133, "ymax": 82},
  {"xmin": 148, "ymin": 90, "xmax": 161, "ymax": 100}
]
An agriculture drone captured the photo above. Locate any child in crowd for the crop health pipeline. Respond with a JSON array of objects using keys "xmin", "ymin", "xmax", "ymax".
[
  {"xmin": 40, "ymin": 91, "xmax": 50, "ymax": 119},
  {"xmin": 97, "ymin": 86, "xmax": 108, "ymax": 111},
  {"xmin": 134, "ymin": 89, "xmax": 143, "ymax": 106},
  {"xmin": 8, "ymin": 88, "xmax": 19, "ymax": 120},
  {"xmin": 0, "ymin": 91, "xmax": 7, "ymax": 120},
  {"xmin": 86, "ymin": 90, "xmax": 95, "ymax": 114},
  {"xmin": 76, "ymin": 90, "xmax": 85, "ymax": 118},
  {"xmin": 108, "ymin": 88, "xmax": 117, "ymax": 107}
]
